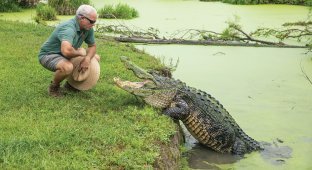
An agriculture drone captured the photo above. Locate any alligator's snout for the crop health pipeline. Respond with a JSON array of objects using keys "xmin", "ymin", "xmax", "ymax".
[{"xmin": 113, "ymin": 77, "xmax": 147, "ymax": 89}]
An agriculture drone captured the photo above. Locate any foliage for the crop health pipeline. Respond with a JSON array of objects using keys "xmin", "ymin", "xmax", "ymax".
[
  {"xmin": 18, "ymin": 0, "xmax": 40, "ymax": 8},
  {"xmin": 97, "ymin": 24, "xmax": 160, "ymax": 40},
  {"xmin": 98, "ymin": 4, "xmax": 115, "ymax": 19},
  {"xmin": 0, "ymin": 0, "xmax": 21, "ymax": 12},
  {"xmin": 251, "ymin": 20, "xmax": 312, "ymax": 51},
  {"xmin": 0, "ymin": 20, "xmax": 179, "ymax": 169},
  {"xmin": 219, "ymin": 17, "xmax": 243, "ymax": 41},
  {"xmin": 48, "ymin": 0, "xmax": 90, "ymax": 15},
  {"xmin": 98, "ymin": 3, "xmax": 139, "ymax": 19},
  {"xmin": 0, "ymin": 0, "xmax": 39, "ymax": 12},
  {"xmin": 35, "ymin": 3, "xmax": 57, "ymax": 21}
]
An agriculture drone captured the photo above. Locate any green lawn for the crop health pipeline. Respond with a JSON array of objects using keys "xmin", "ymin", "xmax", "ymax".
[{"xmin": 0, "ymin": 20, "xmax": 179, "ymax": 169}]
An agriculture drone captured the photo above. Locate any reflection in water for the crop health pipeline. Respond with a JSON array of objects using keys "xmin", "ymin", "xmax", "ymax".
[
  {"xmin": 186, "ymin": 138, "xmax": 293, "ymax": 169},
  {"xmin": 186, "ymin": 144, "xmax": 241, "ymax": 169},
  {"xmin": 260, "ymin": 140, "xmax": 292, "ymax": 166}
]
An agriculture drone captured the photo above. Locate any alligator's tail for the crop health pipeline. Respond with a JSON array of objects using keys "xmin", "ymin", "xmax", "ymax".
[{"xmin": 232, "ymin": 131, "xmax": 264, "ymax": 155}]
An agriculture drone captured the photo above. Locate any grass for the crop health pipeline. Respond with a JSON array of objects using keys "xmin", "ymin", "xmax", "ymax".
[{"xmin": 0, "ymin": 20, "xmax": 179, "ymax": 169}]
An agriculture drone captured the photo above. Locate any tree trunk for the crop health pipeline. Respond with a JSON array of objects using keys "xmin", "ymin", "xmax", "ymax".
[{"xmin": 114, "ymin": 37, "xmax": 306, "ymax": 48}]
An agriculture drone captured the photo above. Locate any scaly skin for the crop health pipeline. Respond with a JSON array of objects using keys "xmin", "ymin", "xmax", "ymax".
[{"xmin": 114, "ymin": 56, "xmax": 263, "ymax": 155}]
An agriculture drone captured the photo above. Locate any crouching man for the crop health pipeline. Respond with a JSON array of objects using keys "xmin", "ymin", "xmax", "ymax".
[{"xmin": 38, "ymin": 4, "xmax": 100, "ymax": 97}]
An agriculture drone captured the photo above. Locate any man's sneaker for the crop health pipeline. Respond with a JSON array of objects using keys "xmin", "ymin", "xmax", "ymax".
[
  {"xmin": 64, "ymin": 81, "xmax": 80, "ymax": 93},
  {"xmin": 48, "ymin": 82, "xmax": 63, "ymax": 97}
]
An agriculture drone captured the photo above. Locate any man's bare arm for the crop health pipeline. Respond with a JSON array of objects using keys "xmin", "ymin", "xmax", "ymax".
[
  {"xmin": 61, "ymin": 41, "xmax": 86, "ymax": 58},
  {"xmin": 85, "ymin": 43, "xmax": 96, "ymax": 60}
]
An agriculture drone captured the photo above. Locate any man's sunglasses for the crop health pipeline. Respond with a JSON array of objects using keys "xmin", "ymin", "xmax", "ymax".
[{"xmin": 79, "ymin": 14, "xmax": 96, "ymax": 24}]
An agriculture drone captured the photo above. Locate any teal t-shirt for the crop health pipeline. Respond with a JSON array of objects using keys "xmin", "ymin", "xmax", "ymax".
[{"xmin": 38, "ymin": 17, "xmax": 95, "ymax": 59}]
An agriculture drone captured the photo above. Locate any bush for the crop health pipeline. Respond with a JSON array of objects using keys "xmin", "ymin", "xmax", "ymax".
[
  {"xmin": 305, "ymin": 0, "xmax": 312, "ymax": 6},
  {"xmin": 98, "ymin": 4, "xmax": 115, "ymax": 19},
  {"xmin": 114, "ymin": 3, "xmax": 139, "ymax": 19},
  {"xmin": 35, "ymin": 3, "xmax": 57, "ymax": 21},
  {"xmin": 98, "ymin": 3, "xmax": 139, "ymax": 19},
  {"xmin": 0, "ymin": 0, "xmax": 41, "ymax": 12},
  {"xmin": 48, "ymin": 0, "xmax": 90, "ymax": 15},
  {"xmin": 0, "ymin": 0, "xmax": 21, "ymax": 12},
  {"xmin": 18, "ymin": 0, "xmax": 40, "ymax": 8}
]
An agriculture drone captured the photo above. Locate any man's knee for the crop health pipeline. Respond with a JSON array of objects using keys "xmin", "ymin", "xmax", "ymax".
[{"xmin": 57, "ymin": 61, "xmax": 74, "ymax": 75}]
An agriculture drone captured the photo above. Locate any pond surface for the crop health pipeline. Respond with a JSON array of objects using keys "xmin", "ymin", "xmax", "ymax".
[
  {"xmin": 109, "ymin": 1, "xmax": 311, "ymax": 169},
  {"xmin": 92, "ymin": 0, "xmax": 309, "ymax": 33},
  {"xmin": 1, "ymin": 1, "xmax": 311, "ymax": 169}
]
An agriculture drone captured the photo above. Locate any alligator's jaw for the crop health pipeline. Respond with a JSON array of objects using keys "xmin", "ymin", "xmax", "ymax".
[
  {"xmin": 113, "ymin": 77, "xmax": 155, "ymax": 97},
  {"xmin": 120, "ymin": 56, "xmax": 156, "ymax": 83},
  {"xmin": 114, "ymin": 77, "xmax": 146, "ymax": 89},
  {"xmin": 114, "ymin": 77, "xmax": 177, "ymax": 108}
]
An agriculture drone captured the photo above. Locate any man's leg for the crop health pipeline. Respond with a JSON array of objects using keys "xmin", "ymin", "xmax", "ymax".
[
  {"xmin": 49, "ymin": 60, "xmax": 74, "ymax": 97},
  {"xmin": 53, "ymin": 60, "xmax": 74, "ymax": 85},
  {"xmin": 40, "ymin": 54, "xmax": 74, "ymax": 97}
]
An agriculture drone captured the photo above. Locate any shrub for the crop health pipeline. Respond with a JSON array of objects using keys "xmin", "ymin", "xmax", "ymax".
[
  {"xmin": 35, "ymin": 3, "xmax": 57, "ymax": 21},
  {"xmin": 98, "ymin": 3, "xmax": 139, "ymax": 19},
  {"xmin": 98, "ymin": 4, "xmax": 115, "ymax": 19},
  {"xmin": 18, "ymin": 0, "xmax": 40, "ymax": 8},
  {"xmin": 0, "ymin": 0, "xmax": 21, "ymax": 12},
  {"xmin": 305, "ymin": 0, "xmax": 312, "ymax": 6},
  {"xmin": 0, "ymin": 0, "xmax": 41, "ymax": 12},
  {"xmin": 114, "ymin": 3, "xmax": 139, "ymax": 19},
  {"xmin": 48, "ymin": 0, "xmax": 90, "ymax": 15}
]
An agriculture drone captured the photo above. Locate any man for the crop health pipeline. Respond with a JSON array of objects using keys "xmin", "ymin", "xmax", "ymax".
[{"xmin": 38, "ymin": 4, "xmax": 100, "ymax": 97}]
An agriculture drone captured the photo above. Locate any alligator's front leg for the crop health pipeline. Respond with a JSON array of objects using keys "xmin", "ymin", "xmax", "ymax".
[{"xmin": 163, "ymin": 98, "xmax": 189, "ymax": 120}]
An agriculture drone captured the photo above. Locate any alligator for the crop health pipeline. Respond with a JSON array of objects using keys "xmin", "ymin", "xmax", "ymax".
[{"xmin": 114, "ymin": 56, "xmax": 263, "ymax": 155}]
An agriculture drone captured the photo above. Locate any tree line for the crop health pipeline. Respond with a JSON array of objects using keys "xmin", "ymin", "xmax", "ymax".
[{"xmin": 0, "ymin": 0, "xmax": 89, "ymax": 13}]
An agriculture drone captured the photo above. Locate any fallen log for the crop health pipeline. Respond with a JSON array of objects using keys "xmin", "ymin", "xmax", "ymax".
[{"xmin": 114, "ymin": 37, "xmax": 307, "ymax": 48}]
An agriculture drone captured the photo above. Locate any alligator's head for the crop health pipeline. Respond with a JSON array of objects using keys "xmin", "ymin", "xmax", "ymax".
[{"xmin": 114, "ymin": 56, "xmax": 181, "ymax": 108}]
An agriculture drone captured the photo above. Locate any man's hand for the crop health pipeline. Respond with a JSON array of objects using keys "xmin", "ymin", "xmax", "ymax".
[{"xmin": 79, "ymin": 57, "xmax": 91, "ymax": 73}]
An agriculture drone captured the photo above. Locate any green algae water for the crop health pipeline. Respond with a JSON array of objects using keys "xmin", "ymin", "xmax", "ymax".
[
  {"xmin": 129, "ymin": 2, "xmax": 311, "ymax": 169},
  {"xmin": 1, "ymin": 0, "xmax": 311, "ymax": 169},
  {"xmin": 135, "ymin": 45, "xmax": 312, "ymax": 169},
  {"xmin": 92, "ymin": 0, "xmax": 309, "ymax": 32}
]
